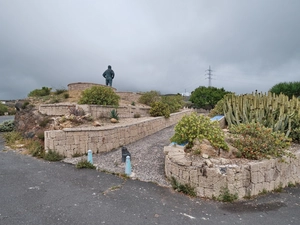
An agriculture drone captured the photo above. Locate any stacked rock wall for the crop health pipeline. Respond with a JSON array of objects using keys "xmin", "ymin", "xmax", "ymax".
[
  {"xmin": 164, "ymin": 145, "xmax": 300, "ymax": 199},
  {"xmin": 39, "ymin": 104, "xmax": 150, "ymax": 118},
  {"xmin": 45, "ymin": 110, "xmax": 193, "ymax": 157}
]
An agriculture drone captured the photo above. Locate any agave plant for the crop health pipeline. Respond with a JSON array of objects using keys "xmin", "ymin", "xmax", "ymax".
[{"xmin": 110, "ymin": 109, "xmax": 119, "ymax": 121}]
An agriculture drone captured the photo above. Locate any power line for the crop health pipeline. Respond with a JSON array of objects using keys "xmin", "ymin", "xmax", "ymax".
[{"xmin": 205, "ymin": 66, "xmax": 213, "ymax": 87}]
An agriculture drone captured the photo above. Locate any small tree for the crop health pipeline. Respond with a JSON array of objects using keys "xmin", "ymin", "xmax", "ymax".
[
  {"xmin": 269, "ymin": 81, "xmax": 300, "ymax": 99},
  {"xmin": 78, "ymin": 86, "xmax": 120, "ymax": 106},
  {"xmin": 189, "ymin": 86, "xmax": 230, "ymax": 109}
]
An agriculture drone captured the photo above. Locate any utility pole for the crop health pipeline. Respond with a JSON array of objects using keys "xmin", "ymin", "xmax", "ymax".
[{"xmin": 205, "ymin": 66, "xmax": 213, "ymax": 87}]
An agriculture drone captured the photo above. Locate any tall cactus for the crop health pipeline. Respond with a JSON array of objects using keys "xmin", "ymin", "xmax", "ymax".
[{"xmin": 223, "ymin": 92, "xmax": 299, "ymax": 137}]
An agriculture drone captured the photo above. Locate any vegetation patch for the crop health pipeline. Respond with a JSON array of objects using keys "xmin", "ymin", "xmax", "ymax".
[
  {"xmin": 149, "ymin": 101, "xmax": 170, "ymax": 118},
  {"xmin": 228, "ymin": 122, "xmax": 292, "ymax": 160},
  {"xmin": 76, "ymin": 159, "xmax": 96, "ymax": 169},
  {"xmin": 171, "ymin": 112, "xmax": 228, "ymax": 151},
  {"xmin": 170, "ymin": 176, "xmax": 196, "ymax": 197},
  {"xmin": 44, "ymin": 149, "xmax": 64, "ymax": 161},
  {"xmin": 78, "ymin": 86, "xmax": 120, "ymax": 106},
  {"xmin": 0, "ymin": 120, "xmax": 14, "ymax": 132},
  {"xmin": 217, "ymin": 186, "xmax": 238, "ymax": 202}
]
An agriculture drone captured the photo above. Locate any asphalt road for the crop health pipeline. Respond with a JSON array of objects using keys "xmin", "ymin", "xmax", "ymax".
[{"xmin": 1, "ymin": 116, "xmax": 300, "ymax": 224}]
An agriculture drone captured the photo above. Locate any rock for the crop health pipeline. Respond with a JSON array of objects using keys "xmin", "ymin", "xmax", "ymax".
[
  {"xmin": 110, "ymin": 118, "xmax": 119, "ymax": 123},
  {"xmin": 202, "ymin": 153, "xmax": 209, "ymax": 159},
  {"xmin": 93, "ymin": 121, "xmax": 102, "ymax": 126},
  {"xmin": 205, "ymin": 159, "xmax": 213, "ymax": 168}
]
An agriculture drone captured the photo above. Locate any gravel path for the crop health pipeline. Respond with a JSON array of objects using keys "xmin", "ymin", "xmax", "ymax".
[{"xmin": 64, "ymin": 125, "xmax": 175, "ymax": 187}]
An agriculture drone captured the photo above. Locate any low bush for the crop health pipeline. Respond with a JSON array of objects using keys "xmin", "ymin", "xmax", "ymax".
[
  {"xmin": 3, "ymin": 131, "xmax": 23, "ymax": 145},
  {"xmin": 44, "ymin": 150, "xmax": 64, "ymax": 161},
  {"xmin": 149, "ymin": 101, "xmax": 170, "ymax": 118},
  {"xmin": 161, "ymin": 95, "xmax": 184, "ymax": 113},
  {"xmin": 27, "ymin": 139, "xmax": 45, "ymax": 158},
  {"xmin": 0, "ymin": 120, "xmax": 14, "ymax": 132},
  {"xmin": 217, "ymin": 186, "xmax": 238, "ymax": 202},
  {"xmin": 0, "ymin": 102, "xmax": 8, "ymax": 115},
  {"xmin": 171, "ymin": 113, "xmax": 228, "ymax": 150},
  {"xmin": 55, "ymin": 88, "xmax": 67, "ymax": 95},
  {"xmin": 170, "ymin": 176, "xmax": 196, "ymax": 197},
  {"xmin": 76, "ymin": 159, "xmax": 96, "ymax": 169},
  {"xmin": 28, "ymin": 87, "xmax": 52, "ymax": 97},
  {"xmin": 138, "ymin": 90, "xmax": 161, "ymax": 106},
  {"xmin": 78, "ymin": 86, "xmax": 120, "ymax": 106},
  {"xmin": 228, "ymin": 122, "xmax": 292, "ymax": 160}
]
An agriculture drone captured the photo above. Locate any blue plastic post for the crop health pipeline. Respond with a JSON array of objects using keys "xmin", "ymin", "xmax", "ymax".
[
  {"xmin": 87, "ymin": 150, "xmax": 93, "ymax": 164},
  {"xmin": 125, "ymin": 155, "xmax": 131, "ymax": 176}
]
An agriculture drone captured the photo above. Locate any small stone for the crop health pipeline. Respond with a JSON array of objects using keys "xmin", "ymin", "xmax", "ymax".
[
  {"xmin": 93, "ymin": 121, "xmax": 102, "ymax": 126},
  {"xmin": 205, "ymin": 159, "xmax": 213, "ymax": 168},
  {"xmin": 110, "ymin": 118, "xmax": 119, "ymax": 123},
  {"xmin": 202, "ymin": 153, "xmax": 209, "ymax": 159}
]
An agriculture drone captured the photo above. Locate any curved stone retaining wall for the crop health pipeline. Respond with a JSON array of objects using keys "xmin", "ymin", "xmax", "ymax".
[
  {"xmin": 45, "ymin": 110, "xmax": 193, "ymax": 157},
  {"xmin": 164, "ymin": 145, "xmax": 300, "ymax": 199}
]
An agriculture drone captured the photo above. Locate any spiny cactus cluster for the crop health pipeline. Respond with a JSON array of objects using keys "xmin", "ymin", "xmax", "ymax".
[{"xmin": 223, "ymin": 91, "xmax": 300, "ymax": 137}]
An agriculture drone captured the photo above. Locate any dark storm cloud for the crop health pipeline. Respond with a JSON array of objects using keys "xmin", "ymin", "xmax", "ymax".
[{"xmin": 0, "ymin": 0, "xmax": 300, "ymax": 99}]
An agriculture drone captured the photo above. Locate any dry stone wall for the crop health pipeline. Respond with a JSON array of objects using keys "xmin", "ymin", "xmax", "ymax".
[
  {"xmin": 164, "ymin": 145, "xmax": 300, "ymax": 199},
  {"xmin": 45, "ymin": 110, "xmax": 193, "ymax": 157},
  {"xmin": 39, "ymin": 104, "xmax": 150, "ymax": 118}
]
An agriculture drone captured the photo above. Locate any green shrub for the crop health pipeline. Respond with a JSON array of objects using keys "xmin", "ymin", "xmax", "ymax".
[
  {"xmin": 22, "ymin": 101, "xmax": 30, "ymax": 109},
  {"xmin": 27, "ymin": 140, "xmax": 45, "ymax": 158},
  {"xmin": 63, "ymin": 93, "xmax": 69, "ymax": 99},
  {"xmin": 3, "ymin": 131, "xmax": 23, "ymax": 146},
  {"xmin": 228, "ymin": 122, "xmax": 292, "ymax": 160},
  {"xmin": 133, "ymin": 113, "xmax": 141, "ymax": 118},
  {"xmin": 76, "ymin": 159, "xmax": 96, "ymax": 169},
  {"xmin": 217, "ymin": 186, "xmax": 238, "ymax": 202},
  {"xmin": 269, "ymin": 81, "xmax": 300, "ymax": 99},
  {"xmin": 39, "ymin": 117, "xmax": 51, "ymax": 128},
  {"xmin": 171, "ymin": 113, "xmax": 228, "ymax": 150},
  {"xmin": 161, "ymin": 95, "xmax": 184, "ymax": 113},
  {"xmin": 28, "ymin": 87, "xmax": 52, "ymax": 97},
  {"xmin": 55, "ymin": 88, "xmax": 67, "ymax": 95},
  {"xmin": 208, "ymin": 98, "xmax": 224, "ymax": 117},
  {"xmin": 44, "ymin": 150, "xmax": 64, "ymax": 161},
  {"xmin": 170, "ymin": 177, "xmax": 196, "ymax": 197},
  {"xmin": 0, "ymin": 102, "xmax": 8, "ymax": 115},
  {"xmin": 138, "ymin": 90, "xmax": 161, "ymax": 106},
  {"xmin": 149, "ymin": 102, "xmax": 170, "ymax": 118},
  {"xmin": 0, "ymin": 120, "xmax": 14, "ymax": 132},
  {"xmin": 78, "ymin": 86, "xmax": 120, "ymax": 106}
]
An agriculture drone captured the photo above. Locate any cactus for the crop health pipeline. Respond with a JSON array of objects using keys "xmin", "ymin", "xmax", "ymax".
[{"xmin": 223, "ymin": 92, "xmax": 300, "ymax": 137}]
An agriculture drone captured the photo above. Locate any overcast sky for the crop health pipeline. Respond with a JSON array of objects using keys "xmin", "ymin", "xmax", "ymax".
[{"xmin": 1, "ymin": 0, "xmax": 300, "ymax": 100}]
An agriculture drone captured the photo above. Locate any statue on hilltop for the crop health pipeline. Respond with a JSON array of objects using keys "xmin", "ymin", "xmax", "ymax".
[{"xmin": 102, "ymin": 65, "xmax": 115, "ymax": 87}]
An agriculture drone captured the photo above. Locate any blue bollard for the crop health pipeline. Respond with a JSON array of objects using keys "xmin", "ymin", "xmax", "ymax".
[
  {"xmin": 125, "ymin": 155, "xmax": 131, "ymax": 176},
  {"xmin": 87, "ymin": 150, "xmax": 93, "ymax": 164}
]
